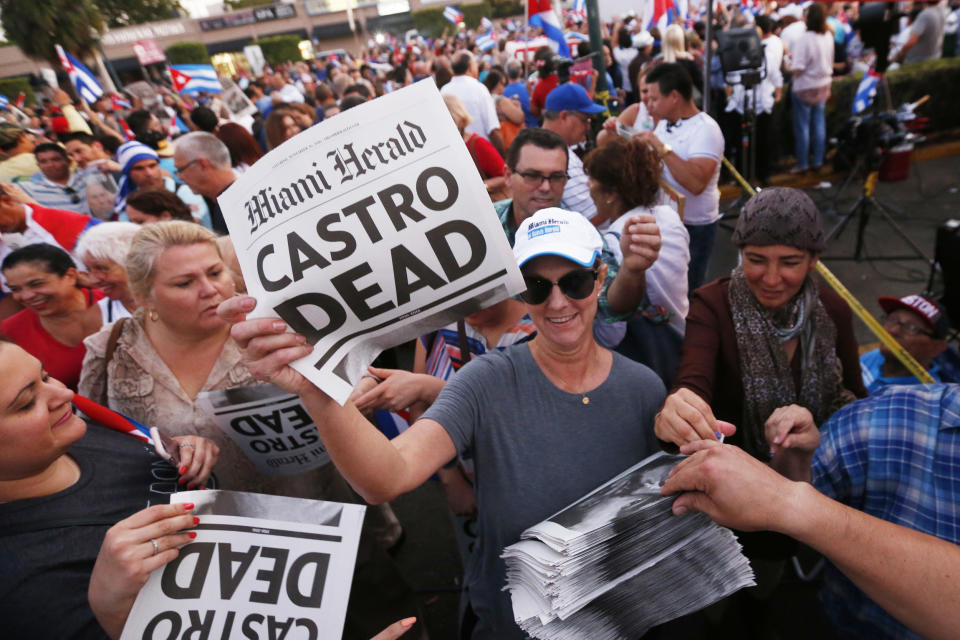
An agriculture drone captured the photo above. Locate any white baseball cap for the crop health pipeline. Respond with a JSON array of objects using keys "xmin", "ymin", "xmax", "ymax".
[{"xmin": 513, "ymin": 208, "xmax": 603, "ymax": 269}]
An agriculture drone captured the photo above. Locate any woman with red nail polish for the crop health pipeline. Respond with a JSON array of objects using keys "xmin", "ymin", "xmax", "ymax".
[
  {"xmin": 0, "ymin": 340, "xmax": 209, "ymax": 639},
  {"xmin": 77, "ymin": 221, "xmax": 422, "ymax": 636}
]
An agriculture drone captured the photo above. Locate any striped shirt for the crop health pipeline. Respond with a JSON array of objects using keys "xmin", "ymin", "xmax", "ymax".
[
  {"xmin": 560, "ymin": 148, "xmax": 597, "ymax": 221},
  {"xmin": 19, "ymin": 171, "xmax": 90, "ymax": 215},
  {"xmin": 813, "ymin": 385, "xmax": 960, "ymax": 639}
]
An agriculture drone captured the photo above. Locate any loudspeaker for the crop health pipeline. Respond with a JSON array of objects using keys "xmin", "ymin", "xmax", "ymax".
[{"xmin": 716, "ymin": 28, "xmax": 764, "ymax": 74}]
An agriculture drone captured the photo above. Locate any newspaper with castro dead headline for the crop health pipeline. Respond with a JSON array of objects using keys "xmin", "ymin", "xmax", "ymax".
[
  {"xmin": 196, "ymin": 384, "xmax": 331, "ymax": 476},
  {"xmin": 218, "ymin": 80, "xmax": 525, "ymax": 405},
  {"xmin": 120, "ymin": 490, "xmax": 365, "ymax": 640}
]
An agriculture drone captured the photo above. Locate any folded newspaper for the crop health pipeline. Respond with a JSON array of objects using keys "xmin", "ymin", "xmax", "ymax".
[
  {"xmin": 120, "ymin": 490, "xmax": 365, "ymax": 640},
  {"xmin": 502, "ymin": 452, "xmax": 755, "ymax": 639}
]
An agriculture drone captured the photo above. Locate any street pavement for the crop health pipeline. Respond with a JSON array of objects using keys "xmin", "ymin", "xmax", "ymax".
[{"xmin": 382, "ymin": 150, "xmax": 960, "ymax": 639}]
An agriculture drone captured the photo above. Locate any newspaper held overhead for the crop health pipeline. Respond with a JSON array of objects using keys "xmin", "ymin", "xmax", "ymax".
[
  {"xmin": 196, "ymin": 384, "xmax": 331, "ymax": 476},
  {"xmin": 219, "ymin": 80, "xmax": 525, "ymax": 405},
  {"xmin": 503, "ymin": 452, "xmax": 755, "ymax": 639},
  {"xmin": 120, "ymin": 490, "xmax": 365, "ymax": 640}
]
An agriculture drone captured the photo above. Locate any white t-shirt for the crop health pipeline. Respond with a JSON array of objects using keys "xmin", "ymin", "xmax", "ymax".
[
  {"xmin": 655, "ymin": 112, "xmax": 723, "ymax": 226},
  {"xmin": 604, "ymin": 204, "xmax": 690, "ymax": 332},
  {"xmin": 440, "ymin": 75, "xmax": 500, "ymax": 140},
  {"xmin": 727, "ymin": 35, "xmax": 784, "ymax": 115},
  {"xmin": 780, "ymin": 21, "xmax": 807, "ymax": 62},
  {"xmin": 97, "ymin": 297, "xmax": 133, "ymax": 324},
  {"xmin": 612, "ymin": 47, "xmax": 639, "ymax": 92}
]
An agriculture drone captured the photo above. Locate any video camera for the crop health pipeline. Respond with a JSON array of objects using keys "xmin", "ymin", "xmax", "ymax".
[{"xmin": 833, "ymin": 112, "xmax": 907, "ymax": 171}]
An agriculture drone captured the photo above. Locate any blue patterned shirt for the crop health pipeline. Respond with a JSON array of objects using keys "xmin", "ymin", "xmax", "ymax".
[
  {"xmin": 812, "ymin": 384, "xmax": 960, "ymax": 639},
  {"xmin": 495, "ymin": 199, "xmax": 632, "ymax": 323}
]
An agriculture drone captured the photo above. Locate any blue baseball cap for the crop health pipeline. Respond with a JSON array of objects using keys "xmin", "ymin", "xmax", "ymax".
[{"xmin": 545, "ymin": 83, "xmax": 606, "ymax": 115}]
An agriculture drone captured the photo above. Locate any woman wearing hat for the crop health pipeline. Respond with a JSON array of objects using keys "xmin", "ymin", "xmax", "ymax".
[
  {"xmin": 655, "ymin": 188, "xmax": 867, "ymax": 600},
  {"xmin": 656, "ymin": 187, "xmax": 866, "ymax": 460},
  {"xmin": 220, "ymin": 208, "xmax": 665, "ymax": 639}
]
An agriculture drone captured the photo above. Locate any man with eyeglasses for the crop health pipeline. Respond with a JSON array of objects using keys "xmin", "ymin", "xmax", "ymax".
[
  {"xmin": 495, "ymin": 128, "xmax": 661, "ymax": 332},
  {"xmin": 541, "ymin": 83, "xmax": 605, "ymax": 223},
  {"xmin": 171, "ymin": 132, "xmax": 237, "ymax": 235},
  {"xmin": 860, "ymin": 294, "xmax": 960, "ymax": 393},
  {"xmin": 19, "ymin": 143, "xmax": 90, "ymax": 215}
]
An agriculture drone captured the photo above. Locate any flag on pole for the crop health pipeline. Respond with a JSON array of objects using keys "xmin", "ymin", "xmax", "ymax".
[
  {"xmin": 14, "ymin": 93, "xmax": 25, "ymax": 108},
  {"xmin": 571, "ymin": 0, "xmax": 586, "ymax": 17},
  {"xmin": 443, "ymin": 6, "xmax": 464, "ymax": 24},
  {"xmin": 853, "ymin": 70, "xmax": 879, "ymax": 114},
  {"xmin": 169, "ymin": 64, "xmax": 223, "ymax": 95},
  {"xmin": 55, "ymin": 45, "xmax": 104, "ymax": 105},
  {"xmin": 476, "ymin": 32, "xmax": 497, "ymax": 51},
  {"xmin": 481, "ymin": 16, "xmax": 494, "ymax": 30},
  {"xmin": 642, "ymin": 0, "xmax": 678, "ymax": 33},
  {"xmin": 528, "ymin": 0, "xmax": 570, "ymax": 57},
  {"xmin": 0, "ymin": 95, "xmax": 8, "ymax": 110}
]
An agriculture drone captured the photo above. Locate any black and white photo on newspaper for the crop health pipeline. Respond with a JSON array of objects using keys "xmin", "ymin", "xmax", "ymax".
[
  {"xmin": 196, "ymin": 384, "xmax": 331, "ymax": 476},
  {"xmin": 503, "ymin": 452, "xmax": 756, "ymax": 639},
  {"xmin": 120, "ymin": 490, "xmax": 365, "ymax": 640},
  {"xmin": 218, "ymin": 80, "xmax": 525, "ymax": 404}
]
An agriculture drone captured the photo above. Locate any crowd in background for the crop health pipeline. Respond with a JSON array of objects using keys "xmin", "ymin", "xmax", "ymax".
[{"xmin": 1, "ymin": 2, "xmax": 960, "ymax": 640}]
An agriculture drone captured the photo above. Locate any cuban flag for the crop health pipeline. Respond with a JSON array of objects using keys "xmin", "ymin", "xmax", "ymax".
[
  {"xmin": 571, "ymin": 0, "xmax": 586, "ymax": 17},
  {"xmin": 0, "ymin": 95, "xmax": 7, "ymax": 110},
  {"xmin": 642, "ymin": 0, "xmax": 677, "ymax": 34},
  {"xmin": 853, "ymin": 70, "xmax": 879, "ymax": 114},
  {"xmin": 528, "ymin": 0, "xmax": 570, "ymax": 57},
  {"xmin": 480, "ymin": 16, "xmax": 494, "ymax": 30},
  {"xmin": 72, "ymin": 395, "xmax": 153, "ymax": 444},
  {"xmin": 476, "ymin": 32, "xmax": 497, "ymax": 51},
  {"xmin": 110, "ymin": 93, "xmax": 132, "ymax": 110},
  {"xmin": 505, "ymin": 18, "xmax": 518, "ymax": 32},
  {"xmin": 169, "ymin": 64, "xmax": 223, "ymax": 96},
  {"xmin": 443, "ymin": 6, "xmax": 464, "ymax": 24},
  {"xmin": 55, "ymin": 45, "xmax": 104, "ymax": 105}
]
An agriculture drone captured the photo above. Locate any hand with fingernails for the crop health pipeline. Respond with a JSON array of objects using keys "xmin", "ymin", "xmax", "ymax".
[
  {"xmin": 88, "ymin": 503, "xmax": 199, "ymax": 638},
  {"xmin": 171, "ymin": 436, "xmax": 219, "ymax": 490}
]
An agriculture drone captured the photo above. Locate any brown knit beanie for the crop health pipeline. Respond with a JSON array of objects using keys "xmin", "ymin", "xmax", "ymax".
[{"xmin": 732, "ymin": 187, "xmax": 825, "ymax": 252}]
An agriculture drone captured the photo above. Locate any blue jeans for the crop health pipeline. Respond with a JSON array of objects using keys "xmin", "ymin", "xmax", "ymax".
[
  {"xmin": 792, "ymin": 92, "xmax": 826, "ymax": 170},
  {"xmin": 685, "ymin": 221, "xmax": 719, "ymax": 294}
]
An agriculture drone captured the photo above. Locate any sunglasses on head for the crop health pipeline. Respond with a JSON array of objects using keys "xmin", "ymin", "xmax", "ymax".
[{"xmin": 520, "ymin": 268, "xmax": 598, "ymax": 305}]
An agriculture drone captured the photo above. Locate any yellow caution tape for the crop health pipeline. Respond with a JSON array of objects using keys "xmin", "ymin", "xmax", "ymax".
[{"xmin": 720, "ymin": 157, "xmax": 936, "ymax": 383}]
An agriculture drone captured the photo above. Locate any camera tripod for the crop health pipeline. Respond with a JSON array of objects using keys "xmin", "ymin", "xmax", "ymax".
[{"xmin": 823, "ymin": 169, "xmax": 930, "ymax": 263}]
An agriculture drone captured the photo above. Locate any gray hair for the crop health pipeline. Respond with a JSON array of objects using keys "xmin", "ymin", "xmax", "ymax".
[
  {"xmin": 506, "ymin": 59, "xmax": 523, "ymax": 80},
  {"xmin": 174, "ymin": 131, "xmax": 231, "ymax": 169},
  {"xmin": 73, "ymin": 221, "xmax": 141, "ymax": 267}
]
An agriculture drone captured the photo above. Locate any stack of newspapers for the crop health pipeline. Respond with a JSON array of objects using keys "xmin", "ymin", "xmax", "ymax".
[{"xmin": 502, "ymin": 452, "xmax": 756, "ymax": 639}]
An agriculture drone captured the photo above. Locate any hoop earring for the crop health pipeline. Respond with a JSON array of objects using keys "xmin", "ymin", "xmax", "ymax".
[{"xmin": 149, "ymin": 309, "xmax": 159, "ymax": 322}]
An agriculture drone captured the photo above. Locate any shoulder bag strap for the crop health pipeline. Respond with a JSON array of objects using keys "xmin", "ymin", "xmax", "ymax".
[{"xmin": 456, "ymin": 318, "xmax": 472, "ymax": 368}]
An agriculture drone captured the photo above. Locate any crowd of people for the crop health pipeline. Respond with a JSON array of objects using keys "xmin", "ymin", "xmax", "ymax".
[{"xmin": 1, "ymin": 1, "xmax": 959, "ymax": 639}]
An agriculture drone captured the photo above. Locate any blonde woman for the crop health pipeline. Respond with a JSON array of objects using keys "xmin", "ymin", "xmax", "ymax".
[{"xmin": 78, "ymin": 221, "xmax": 422, "ymax": 639}]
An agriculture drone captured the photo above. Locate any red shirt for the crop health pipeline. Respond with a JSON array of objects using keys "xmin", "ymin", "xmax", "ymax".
[
  {"xmin": 1, "ymin": 288, "xmax": 104, "ymax": 390},
  {"xmin": 466, "ymin": 133, "xmax": 506, "ymax": 178},
  {"xmin": 531, "ymin": 74, "xmax": 559, "ymax": 116}
]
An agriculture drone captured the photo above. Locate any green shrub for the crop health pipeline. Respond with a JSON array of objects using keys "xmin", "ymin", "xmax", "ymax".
[
  {"xmin": 0, "ymin": 77, "xmax": 34, "ymax": 105},
  {"xmin": 256, "ymin": 34, "xmax": 302, "ymax": 66},
  {"xmin": 165, "ymin": 42, "xmax": 209, "ymax": 65}
]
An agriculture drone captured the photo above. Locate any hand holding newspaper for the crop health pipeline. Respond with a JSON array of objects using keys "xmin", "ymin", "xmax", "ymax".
[{"xmin": 218, "ymin": 81, "xmax": 525, "ymax": 404}]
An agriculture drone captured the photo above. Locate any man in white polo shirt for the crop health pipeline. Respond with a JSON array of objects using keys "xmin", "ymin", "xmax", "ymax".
[{"xmin": 636, "ymin": 62, "xmax": 723, "ymax": 292}]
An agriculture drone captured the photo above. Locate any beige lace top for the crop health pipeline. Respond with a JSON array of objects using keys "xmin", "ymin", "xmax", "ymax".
[{"xmin": 78, "ymin": 317, "xmax": 352, "ymax": 500}]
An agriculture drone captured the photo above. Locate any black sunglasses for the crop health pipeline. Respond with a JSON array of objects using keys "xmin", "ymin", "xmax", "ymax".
[
  {"xmin": 521, "ymin": 269, "xmax": 598, "ymax": 305},
  {"xmin": 63, "ymin": 186, "xmax": 80, "ymax": 205}
]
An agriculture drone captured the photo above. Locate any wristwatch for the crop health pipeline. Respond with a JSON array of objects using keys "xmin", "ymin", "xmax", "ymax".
[{"xmin": 659, "ymin": 143, "xmax": 673, "ymax": 159}]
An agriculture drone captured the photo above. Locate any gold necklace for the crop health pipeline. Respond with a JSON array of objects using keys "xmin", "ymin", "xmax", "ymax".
[{"xmin": 534, "ymin": 343, "xmax": 597, "ymax": 405}]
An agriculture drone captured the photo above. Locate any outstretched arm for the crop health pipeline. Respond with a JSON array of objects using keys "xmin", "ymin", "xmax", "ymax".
[
  {"xmin": 661, "ymin": 441, "xmax": 960, "ymax": 640},
  {"xmin": 222, "ymin": 296, "xmax": 457, "ymax": 504}
]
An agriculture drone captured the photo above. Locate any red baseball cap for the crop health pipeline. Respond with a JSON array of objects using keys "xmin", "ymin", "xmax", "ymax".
[{"xmin": 878, "ymin": 294, "xmax": 949, "ymax": 339}]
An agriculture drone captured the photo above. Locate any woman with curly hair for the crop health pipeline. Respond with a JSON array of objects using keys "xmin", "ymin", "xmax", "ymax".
[{"xmin": 583, "ymin": 136, "xmax": 690, "ymax": 384}]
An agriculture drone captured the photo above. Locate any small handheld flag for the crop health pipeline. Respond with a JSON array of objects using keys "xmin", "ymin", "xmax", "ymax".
[
  {"xmin": 853, "ymin": 70, "xmax": 878, "ymax": 114},
  {"xmin": 443, "ymin": 6, "xmax": 464, "ymax": 24},
  {"xmin": 169, "ymin": 64, "xmax": 223, "ymax": 96},
  {"xmin": 55, "ymin": 45, "xmax": 104, "ymax": 105},
  {"xmin": 0, "ymin": 95, "xmax": 8, "ymax": 110}
]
